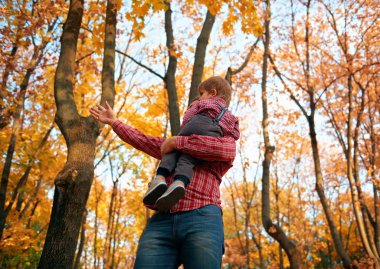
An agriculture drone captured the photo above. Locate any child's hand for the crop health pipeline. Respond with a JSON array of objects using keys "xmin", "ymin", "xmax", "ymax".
[{"xmin": 90, "ymin": 101, "xmax": 118, "ymax": 125}]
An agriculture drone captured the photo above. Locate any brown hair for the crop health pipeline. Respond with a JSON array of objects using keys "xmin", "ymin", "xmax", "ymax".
[{"xmin": 198, "ymin": 76, "xmax": 232, "ymax": 106}]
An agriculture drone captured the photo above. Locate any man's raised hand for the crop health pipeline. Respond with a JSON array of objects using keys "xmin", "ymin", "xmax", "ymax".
[{"xmin": 89, "ymin": 101, "xmax": 118, "ymax": 125}]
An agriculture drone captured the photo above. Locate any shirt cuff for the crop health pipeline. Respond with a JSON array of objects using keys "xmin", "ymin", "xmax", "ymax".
[{"xmin": 111, "ymin": 119, "xmax": 122, "ymax": 130}]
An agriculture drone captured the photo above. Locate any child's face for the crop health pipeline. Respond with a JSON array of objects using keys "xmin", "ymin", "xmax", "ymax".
[{"xmin": 198, "ymin": 88, "xmax": 216, "ymax": 101}]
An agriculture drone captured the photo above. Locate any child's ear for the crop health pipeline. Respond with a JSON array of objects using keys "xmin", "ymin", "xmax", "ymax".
[{"xmin": 211, "ymin": 89, "xmax": 217, "ymax": 96}]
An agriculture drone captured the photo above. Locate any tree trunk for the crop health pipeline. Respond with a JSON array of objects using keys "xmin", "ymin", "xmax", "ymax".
[
  {"xmin": 104, "ymin": 182, "xmax": 117, "ymax": 268},
  {"xmin": 251, "ymin": 226, "xmax": 264, "ymax": 269},
  {"xmin": 38, "ymin": 0, "xmax": 116, "ymax": 267},
  {"xmin": 0, "ymin": 1, "xmax": 26, "ymax": 130},
  {"xmin": 164, "ymin": 1, "xmax": 180, "ymax": 135},
  {"xmin": 308, "ymin": 116, "xmax": 353, "ymax": 268},
  {"xmin": 0, "ymin": 67, "xmax": 31, "ymax": 240},
  {"xmin": 188, "ymin": 10, "xmax": 215, "ymax": 105},
  {"xmin": 260, "ymin": 1, "xmax": 302, "ymax": 268},
  {"xmin": 94, "ymin": 188, "xmax": 100, "ymax": 269},
  {"xmin": 347, "ymin": 78, "xmax": 380, "ymax": 264}
]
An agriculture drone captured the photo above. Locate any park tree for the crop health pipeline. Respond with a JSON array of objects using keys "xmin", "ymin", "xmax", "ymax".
[{"xmin": 37, "ymin": 0, "xmax": 117, "ymax": 267}]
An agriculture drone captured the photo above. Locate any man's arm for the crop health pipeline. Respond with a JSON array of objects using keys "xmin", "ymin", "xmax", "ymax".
[
  {"xmin": 175, "ymin": 135, "xmax": 236, "ymax": 163},
  {"xmin": 90, "ymin": 102, "xmax": 163, "ymax": 160},
  {"xmin": 112, "ymin": 120, "xmax": 164, "ymax": 160}
]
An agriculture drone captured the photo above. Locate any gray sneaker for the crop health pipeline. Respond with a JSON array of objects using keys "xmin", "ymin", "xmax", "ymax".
[
  {"xmin": 155, "ymin": 181, "xmax": 185, "ymax": 212},
  {"xmin": 143, "ymin": 180, "xmax": 167, "ymax": 206}
]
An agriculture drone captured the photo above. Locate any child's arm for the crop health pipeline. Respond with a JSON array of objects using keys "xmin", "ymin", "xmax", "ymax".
[{"xmin": 90, "ymin": 102, "xmax": 163, "ymax": 159}]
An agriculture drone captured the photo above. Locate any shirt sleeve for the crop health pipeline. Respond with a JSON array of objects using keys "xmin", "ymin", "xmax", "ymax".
[
  {"xmin": 175, "ymin": 135, "xmax": 236, "ymax": 163},
  {"xmin": 111, "ymin": 120, "xmax": 164, "ymax": 160}
]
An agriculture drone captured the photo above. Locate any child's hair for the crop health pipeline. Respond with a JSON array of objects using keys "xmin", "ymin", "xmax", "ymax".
[{"xmin": 198, "ymin": 76, "xmax": 232, "ymax": 106}]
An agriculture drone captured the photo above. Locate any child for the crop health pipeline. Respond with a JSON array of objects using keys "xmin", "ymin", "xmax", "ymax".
[{"xmin": 143, "ymin": 76, "xmax": 240, "ymax": 211}]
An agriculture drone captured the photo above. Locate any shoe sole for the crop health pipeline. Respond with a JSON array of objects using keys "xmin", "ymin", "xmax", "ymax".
[
  {"xmin": 143, "ymin": 184, "xmax": 167, "ymax": 205},
  {"xmin": 156, "ymin": 186, "xmax": 185, "ymax": 212}
]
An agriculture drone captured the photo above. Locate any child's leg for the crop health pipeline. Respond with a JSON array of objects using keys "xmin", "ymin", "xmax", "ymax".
[
  {"xmin": 154, "ymin": 154, "xmax": 199, "ymax": 211},
  {"xmin": 156, "ymin": 151, "xmax": 180, "ymax": 178},
  {"xmin": 173, "ymin": 154, "xmax": 199, "ymax": 186},
  {"xmin": 143, "ymin": 152, "xmax": 180, "ymax": 205}
]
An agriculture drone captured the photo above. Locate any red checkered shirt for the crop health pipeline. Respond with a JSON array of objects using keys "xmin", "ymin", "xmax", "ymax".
[{"xmin": 112, "ymin": 119, "xmax": 237, "ymax": 212}]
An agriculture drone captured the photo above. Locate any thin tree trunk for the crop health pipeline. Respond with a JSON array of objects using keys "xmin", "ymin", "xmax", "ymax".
[
  {"xmin": 260, "ymin": 1, "xmax": 302, "ymax": 268},
  {"xmin": 308, "ymin": 115, "xmax": 353, "ymax": 268},
  {"xmin": 38, "ymin": 0, "xmax": 116, "ymax": 267},
  {"xmin": 73, "ymin": 209, "xmax": 87, "ymax": 269},
  {"xmin": 0, "ymin": 68, "xmax": 29, "ymax": 240},
  {"xmin": 164, "ymin": 1, "xmax": 180, "ymax": 135},
  {"xmin": 369, "ymin": 102, "xmax": 380, "ymax": 253},
  {"xmin": 0, "ymin": 1, "xmax": 26, "ymax": 130},
  {"xmin": 19, "ymin": 176, "xmax": 42, "ymax": 220},
  {"xmin": 0, "ymin": 44, "xmax": 18, "ymax": 129},
  {"xmin": 111, "ymin": 189, "xmax": 122, "ymax": 269},
  {"xmin": 188, "ymin": 10, "xmax": 215, "ymax": 104},
  {"xmin": 104, "ymin": 182, "xmax": 117, "ymax": 268},
  {"xmin": 303, "ymin": 0, "xmax": 353, "ymax": 266},
  {"xmin": 229, "ymin": 184, "xmax": 244, "ymax": 251},
  {"xmin": 27, "ymin": 198, "xmax": 40, "ymax": 228},
  {"xmin": 0, "ymin": 16, "xmax": 58, "ymax": 239},
  {"xmin": 275, "ymin": 173, "xmax": 284, "ymax": 269},
  {"xmin": 94, "ymin": 189, "xmax": 100, "ymax": 269},
  {"xmin": 346, "ymin": 75, "xmax": 380, "ymax": 262},
  {"xmin": 251, "ymin": 226, "xmax": 264, "ymax": 269},
  {"xmin": 9, "ymin": 125, "xmax": 53, "ymax": 213}
]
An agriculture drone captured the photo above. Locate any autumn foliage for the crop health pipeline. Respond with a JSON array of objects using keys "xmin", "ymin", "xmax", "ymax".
[{"xmin": 1, "ymin": 0, "xmax": 379, "ymax": 268}]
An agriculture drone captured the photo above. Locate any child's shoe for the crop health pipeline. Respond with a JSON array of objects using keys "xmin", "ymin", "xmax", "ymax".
[
  {"xmin": 155, "ymin": 181, "xmax": 185, "ymax": 212},
  {"xmin": 143, "ymin": 179, "xmax": 167, "ymax": 206}
]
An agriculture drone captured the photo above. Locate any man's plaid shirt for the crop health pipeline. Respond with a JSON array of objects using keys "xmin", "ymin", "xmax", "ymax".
[{"xmin": 112, "ymin": 120, "xmax": 237, "ymax": 212}]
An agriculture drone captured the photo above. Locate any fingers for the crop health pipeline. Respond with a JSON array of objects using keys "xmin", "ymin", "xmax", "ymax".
[
  {"xmin": 89, "ymin": 106, "xmax": 101, "ymax": 119},
  {"xmin": 96, "ymin": 104, "xmax": 106, "ymax": 112},
  {"xmin": 105, "ymin": 101, "xmax": 111, "ymax": 110},
  {"xmin": 90, "ymin": 110, "xmax": 99, "ymax": 118}
]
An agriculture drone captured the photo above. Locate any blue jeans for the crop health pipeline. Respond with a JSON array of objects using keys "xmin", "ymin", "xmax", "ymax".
[{"xmin": 133, "ymin": 205, "xmax": 224, "ymax": 269}]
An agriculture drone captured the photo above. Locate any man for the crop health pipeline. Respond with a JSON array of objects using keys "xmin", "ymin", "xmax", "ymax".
[{"xmin": 90, "ymin": 94, "xmax": 237, "ymax": 268}]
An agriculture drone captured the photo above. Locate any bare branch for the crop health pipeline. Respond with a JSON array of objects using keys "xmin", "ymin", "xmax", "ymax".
[{"xmin": 115, "ymin": 49, "xmax": 164, "ymax": 81}]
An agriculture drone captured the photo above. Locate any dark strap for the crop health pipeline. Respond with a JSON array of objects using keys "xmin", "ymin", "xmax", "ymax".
[{"xmin": 213, "ymin": 100, "xmax": 228, "ymax": 125}]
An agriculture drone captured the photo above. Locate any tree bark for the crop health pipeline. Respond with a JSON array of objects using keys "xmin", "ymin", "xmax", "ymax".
[
  {"xmin": 188, "ymin": 10, "xmax": 215, "ymax": 105},
  {"xmin": 38, "ymin": 0, "xmax": 116, "ymax": 267}
]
